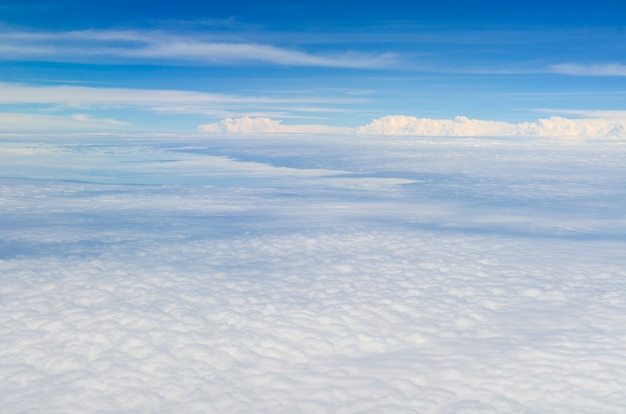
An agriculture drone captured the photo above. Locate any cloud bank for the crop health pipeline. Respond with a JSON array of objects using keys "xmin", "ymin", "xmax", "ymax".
[
  {"xmin": 3, "ymin": 81, "xmax": 625, "ymax": 138},
  {"xmin": 200, "ymin": 115, "xmax": 626, "ymax": 138},
  {"xmin": 355, "ymin": 115, "xmax": 514, "ymax": 136},
  {"xmin": 356, "ymin": 115, "xmax": 626, "ymax": 138},
  {"xmin": 357, "ymin": 115, "xmax": 626, "ymax": 138},
  {"xmin": 198, "ymin": 117, "xmax": 352, "ymax": 134}
]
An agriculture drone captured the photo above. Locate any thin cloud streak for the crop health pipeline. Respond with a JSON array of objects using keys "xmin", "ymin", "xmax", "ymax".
[
  {"xmin": 0, "ymin": 28, "xmax": 398, "ymax": 68},
  {"xmin": 71, "ymin": 114, "xmax": 128, "ymax": 125},
  {"xmin": 551, "ymin": 63, "xmax": 626, "ymax": 76},
  {"xmin": 0, "ymin": 112, "xmax": 128, "ymax": 130},
  {"xmin": 533, "ymin": 108, "xmax": 626, "ymax": 119},
  {"xmin": 0, "ymin": 82, "xmax": 363, "ymax": 116},
  {"xmin": 3, "ymin": 26, "xmax": 617, "ymax": 75}
]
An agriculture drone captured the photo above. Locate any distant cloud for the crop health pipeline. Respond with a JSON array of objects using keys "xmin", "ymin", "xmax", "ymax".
[
  {"xmin": 0, "ymin": 112, "xmax": 127, "ymax": 130},
  {"xmin": 0, "ymin": 82, "xmax": 359, "ymax": 118},
  {"xmin": 71, "ymin": 114, "xmax": 128, "ymax": 125},
  {"xmin": 355, "ymin": 115, "xmax": 515, "ymax": 136},
  {"xmin": 199, "ymin": 117, "xmax": 352, "ymax": 134},
  {"xmin": 533, "ymin": 108, "xmax": 626, "ymax": 119},
  {"xmin": 202, "ymin": 115, "xmax": 626, "ymax": 139},
  {"xmin": 0, "ymin": 28, "xmax": 397, "ymax": 69},
  {"xmin": 551, "ymin": 63, "xmax": 626, "ymax": 76},
  {"xmin": 356, "ymin": 115, "xmax": 626, "ymax": 138}
]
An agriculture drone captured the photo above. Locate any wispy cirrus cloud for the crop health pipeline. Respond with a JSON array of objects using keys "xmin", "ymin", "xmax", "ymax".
[
  {"xmin": 533, "ymin": 108, "xmax": 626, "ymax": 119},
  {"xmin": 0, "ymin": 112, "xmax": 128, "ymax": 130},
  {"xmin": 551, "ymin": 63, "xmax": 626, "ymax": 76},
  {"xmin": 71, "ymin": 113, "xmax": 128, "ymax": 125},
  {"xmin": 0, "ymin": 82, "xmax": 362, "ymax": 117},
  {"xmin": 0, "ymin": 27, "xmax": 398, "ymax": 68}
]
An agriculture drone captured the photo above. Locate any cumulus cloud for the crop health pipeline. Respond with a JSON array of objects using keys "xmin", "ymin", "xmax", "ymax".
[
  {"xmin": 355, "ymin": 115, "xmax": 626, "ymax": 138},
  {"xmin": 355, "ymin": 115, "xmax": 515, "ymax": 136},
  {"xmin": 515, "ymin": 116, "xmax": 626, "ymax": 138},
  {"xmin": 199, "ymin": 117, "xmax": 353, "ymax": 134},
  {"xmin": 205, "ymin": 115, "xmax": 626, "ymax": 139}
]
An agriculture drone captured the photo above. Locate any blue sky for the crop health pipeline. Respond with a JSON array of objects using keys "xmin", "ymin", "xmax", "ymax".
[{"xmin": 2, "ymin": 0, "xmax": 626, "ymax": 133}]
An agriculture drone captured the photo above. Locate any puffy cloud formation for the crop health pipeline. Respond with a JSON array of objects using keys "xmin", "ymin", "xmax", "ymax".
[
  {"xmin": 355, "ymin": 115, "xmax": 515, "ymax": 136},
  {"xmin": 202, "ymin": 115, "xmax": 626, "ymax": 138},
  {"xmin": 199, "ymin": 116, "xmax": 352, "ymax": 134},
  {"xmin": 516, "ymin": 116, "xmax": 626, "ymax": 138},
  {"xmin": 356, "ymin": 115, "xmax": 626, "ymax": 138}
]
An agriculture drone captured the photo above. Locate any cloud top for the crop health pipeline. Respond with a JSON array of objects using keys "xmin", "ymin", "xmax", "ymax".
[
  {"xmin": 199, "ymin": 117, "xmax": 352, "ymax": 135},
  {"xmin": 355, "ymin": 115, "xmax": 515, "ymax": 136},
  {"xmin": 200, "ymin": 115, "xmax": 626, "ymax": 139},
  {"xmin": 357, "ymin": 115, "xmax": 626, "ymax": 138}
]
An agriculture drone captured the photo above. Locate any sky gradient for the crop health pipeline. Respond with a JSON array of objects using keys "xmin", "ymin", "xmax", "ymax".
[{"xmin": 2, "ymin": 0, "xmax": 626, "ymax": 135}]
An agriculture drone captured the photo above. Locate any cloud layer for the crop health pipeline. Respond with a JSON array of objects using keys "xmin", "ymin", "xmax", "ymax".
[{"xmin": 2, "ymin": 135, "xmax": 625, "ymax": 412}]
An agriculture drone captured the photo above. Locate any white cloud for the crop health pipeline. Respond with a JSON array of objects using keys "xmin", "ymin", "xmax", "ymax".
[
  {"xmin": 199, "ymin": 117, "xmax": 353, "ymax": 134},
  {"xmin": 515, "ymin": 116, "xmax": 625, "ymax": 138},
  {"xmin": 2, "ymin": 135, "xmax": 626, "ymax": 412},
  {"xmin": 0, "ymin": 82, "xmax": 360, "ymax": 120},
  {"xmin": 0, "ymin": 112, "xmax": 127, "ymax": 131},
  {"xmin": 200, "ymin": 115, "xmax": 626, "ymax": 138},
  {"xmin": 355, "ymin": 115, "xmax": 515, "ymax": 136},
  {"xmin": 71, "ymin": 113, "xmax": 128, "ymax": 125},
  {"xmin": 5, "ymin": 81, "xmax": 626, "ymax": 139},
  {"xmin": 0, "ymin": 28, "xmax": 397, "ymax": 68},
  {"xmin": 0, "ymin": 82, "xmax": 274, "ymax": 107},
  {"xmin": 130, "ymin": 40, "xmax": 396, "ymax": 68},
  {"xmin": 355, "ymin": 115, "xmax": 626, "ymax": 138},
  {"xmin": 551, "ymin": 63, "xmax": 626, "ymax": 76},
  {"xmin": 533, "ymin": 108, "xmax": 626, "ymax": 119}
]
